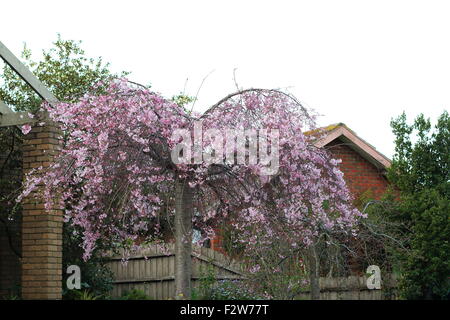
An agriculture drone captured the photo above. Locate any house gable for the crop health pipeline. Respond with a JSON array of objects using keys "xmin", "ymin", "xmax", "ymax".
[
  {"xmin": 313, "ymin": 123, "xmax": 391, "ymax": 170},
  {"xmin": 313, "ymin": 123, "xmax": 392, "ymax": 201}
]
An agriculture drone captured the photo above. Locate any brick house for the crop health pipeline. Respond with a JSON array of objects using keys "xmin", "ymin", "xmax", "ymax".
[{"xmin": 210, "ymin": 123, "xmax": 392, "ymax": 252}]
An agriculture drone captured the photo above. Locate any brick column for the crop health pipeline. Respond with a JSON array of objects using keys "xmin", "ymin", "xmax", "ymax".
[{"xmin": 21, "ymin": 121, "xmax": 63, "ymax": 300}]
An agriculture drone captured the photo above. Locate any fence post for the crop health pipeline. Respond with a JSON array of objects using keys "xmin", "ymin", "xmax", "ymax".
[{"xmin": 21, "ymin": 120, "xmax": 63, "ymax": 300}]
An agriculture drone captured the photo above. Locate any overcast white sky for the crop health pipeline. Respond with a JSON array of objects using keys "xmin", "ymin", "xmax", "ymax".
[{"xmin": 2, "ymin": 0, "xmax": 449, "ymax": 158}]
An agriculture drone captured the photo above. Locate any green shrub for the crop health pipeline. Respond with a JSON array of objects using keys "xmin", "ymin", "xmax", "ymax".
[
  {"xmin": 119, "ymin": 289, "xmax": 152, "ymax": 300},
  {"xmin": 192, "ymin": 265, "xmax": 262, "ymax": 300},
  {"xmin": 1, "ymin": 293, "xmax": 21, "ymax": 300},
  {"xmin": 64, "ymin": 289, "xmax": 103, "ymax": 300},
  {"xmin": 208, "ymin": 280, "xmax": 263, "ymax": 300}
]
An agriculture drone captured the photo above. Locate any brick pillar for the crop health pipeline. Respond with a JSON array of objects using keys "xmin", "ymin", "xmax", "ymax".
[{"xmin": 21, "ymin": 121, "xmax": 63, "ymax": 300}]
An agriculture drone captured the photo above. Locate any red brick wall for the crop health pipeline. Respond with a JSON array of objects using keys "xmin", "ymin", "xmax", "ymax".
[{"xmin": 326, "ymin": 138, "xmax": 390, "ymax": 201}]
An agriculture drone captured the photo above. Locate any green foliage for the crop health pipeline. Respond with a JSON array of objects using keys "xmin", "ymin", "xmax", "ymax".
[
  {"xmin": 191, "ymin": 265, "xmax": 262, "ymax": 300},
  {"xmin": 118, "ymin": 289, "xmax": 152, "ymax": 300},
  {"xmin": 395, "ymin": 189, "xmax": 450, "ymax": 299},
  {"xmin": 1, "ymin": 293, "xmax": 21, "ymax": 300},
  {"xmin": 172, "ymin": 93, "xmax": 194, "ymax": 109},
  {"xmin": 388, "ymin": 111, "xmax": 450, "ymax": 300},
  {"xmin": 389, "ymin": 111, "xmax": 449, "ymax": 197},
  {"xmin": 202, "ymin": 280, "xmax": 263, "ymax": 300},
  {"xmin": 0, "ymin": 34, "xmax": 129, "ymax": 112},
  {"xmin": 0, "ymin": 282, "xmax": 21, "ymax": 300},
  {"xmin": 64, "ymin": 287, "xmax": 153, "ymax": 300},
  {"xmin": 195, "ymin": 265, "xmax": 217, "ymax": 297},
  {"xmin": 64, "ymin": 289, "xmax": 103, "ymax": 300},
  {"xmin": 171, "ymin": 93, "xmax": 195, "ymax": 117},
  {"xmin": 62, "ymin": 224, "xmax": 115, "ymax": 299}
]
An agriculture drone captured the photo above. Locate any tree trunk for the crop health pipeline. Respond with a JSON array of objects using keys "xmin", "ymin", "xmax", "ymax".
[
  {"xmin": 174, "ymin": 180, "xmax": 193, "ymax": 299},
  {"xmin": 308, "ymin": 243, "xmax": 321, "ymax": 300}
]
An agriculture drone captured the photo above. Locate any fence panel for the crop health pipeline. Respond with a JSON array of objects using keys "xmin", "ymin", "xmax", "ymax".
[
  {"xmin": 106, "ymin": 244, "xmax": 244, "ymax": 299},
  {"xmin": 295, "ymin": 274, "xmax": 397, "ymax": 300}
]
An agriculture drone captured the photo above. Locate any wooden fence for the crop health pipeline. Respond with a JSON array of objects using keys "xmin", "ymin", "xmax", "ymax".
[
  {"xmin": 295, "ymin": 274, "xmax": 398, "ymax": 300},
  {"xmin": 105, "ymin": 244, "xmax": 244, "ymax": 299},
  {"xmin": 106, "ymin": 245, "xmax": 397, "ymax": 300}
]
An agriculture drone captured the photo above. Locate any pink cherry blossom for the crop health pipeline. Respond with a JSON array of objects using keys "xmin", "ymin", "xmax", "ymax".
[
  {"xmin": 19, "ymin": 80, "xmax": 363, "ymax": 261},
  {"xmin": 21, "ymin": 124, "xmax": 32, "ymax": 135}
]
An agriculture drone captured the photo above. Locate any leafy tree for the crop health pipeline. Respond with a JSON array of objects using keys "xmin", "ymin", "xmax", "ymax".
[
  {"xmin": 0, "ymin": 34, "xmax": 129, "ymax": 112},
  {"xmin": 388, "ymin": 111, "xmax": 449, "ymax": 299}
]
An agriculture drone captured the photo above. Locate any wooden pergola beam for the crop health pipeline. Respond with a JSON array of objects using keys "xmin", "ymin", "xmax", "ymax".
[
  {"xmin": 0, "ymin": 99, "xmax": 14, "ymax": 114},
  {"xmin": 0, "ymin": 41, "xmax": 57, "ymax": 127},
  {"xmin": 0, "ymin": 112, "xmax": 37, "ymax": 127},
  {"xmin": 0, "ymin": 41, "xmax": 57, "ymax": 105},
  {"xmin": 0, "ymin": 100, "xmax": 36, "ymax": 127}
]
